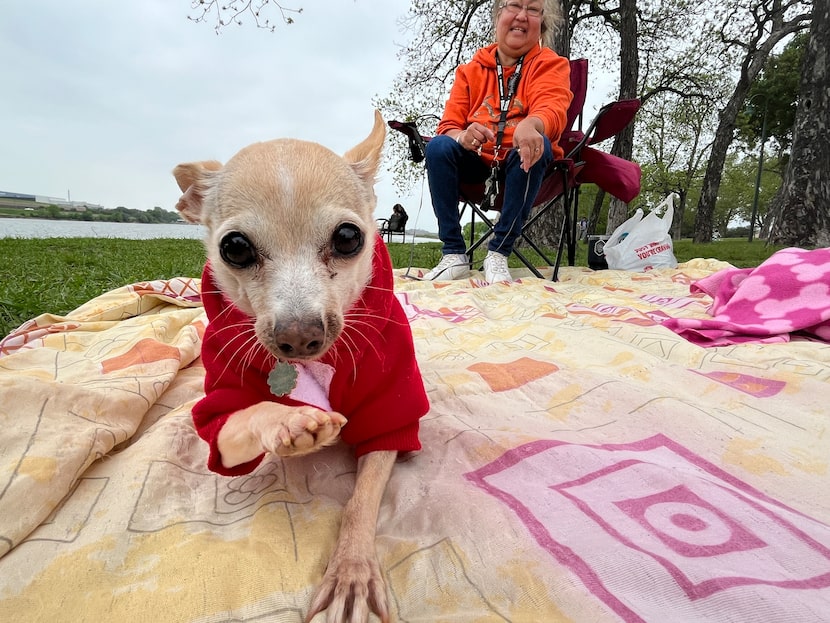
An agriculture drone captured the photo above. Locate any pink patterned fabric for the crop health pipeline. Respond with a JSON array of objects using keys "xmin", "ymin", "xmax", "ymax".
[{"xmin": 662, "ymin": 247, "xmax": 830, "ymax": 347}]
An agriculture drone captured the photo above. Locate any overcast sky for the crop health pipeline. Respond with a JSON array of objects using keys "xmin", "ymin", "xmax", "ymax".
[{"xmin": 1, "ymin": 1, "xmax": 612, "ymax": 235}]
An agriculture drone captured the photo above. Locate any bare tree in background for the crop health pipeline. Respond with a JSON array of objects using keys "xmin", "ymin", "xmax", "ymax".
[
  {"xmin": 767, "ymin": 0, "xmax": 830, "ymax": 247},
  {"xmin": 188, "ymin": 0, "xmax": 301, "ymax": 32},
  {"xmin": 635, "ymin": 90, "xmax": 718, "ymax": 239}
]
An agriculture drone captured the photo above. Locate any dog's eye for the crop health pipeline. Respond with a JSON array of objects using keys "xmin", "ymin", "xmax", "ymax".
[
  {"xmin": 331, "ymin": 223, "xmax": 363, "ymax": 258},
  {"xmin": 220, "ymin": 232, "xmax": 257, "ymax": 268}
]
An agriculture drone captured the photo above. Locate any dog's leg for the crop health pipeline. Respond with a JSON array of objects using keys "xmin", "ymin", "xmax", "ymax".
[
  {"xmin": 217, "ymin": 402, "xmax": 347, "ymax": 468},
  {"xmin": 306, "ymin": 450, "xmax": 397, "ymax": 623}
]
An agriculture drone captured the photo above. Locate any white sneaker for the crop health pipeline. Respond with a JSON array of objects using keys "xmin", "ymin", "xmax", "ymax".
[
  {"xmin": 483, "ymin": 251, "xmax": 512, "ymax": 284},
  {"xmin": 423, "ymin": 253, "xmax": 470, "ymax": 280}
]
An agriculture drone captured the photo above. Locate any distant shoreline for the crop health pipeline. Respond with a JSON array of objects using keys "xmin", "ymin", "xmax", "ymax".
[{"xmin": 0, "ymin": 214, "xmax": 195, "ymax": 224}]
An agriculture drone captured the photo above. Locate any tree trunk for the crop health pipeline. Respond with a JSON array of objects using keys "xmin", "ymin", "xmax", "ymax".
[
  {"xmin": 673, "ymin": 189, "xmax": 687, "ymax": 239},
  {"xmin": 768, "ymin": 0, "xmax": 830, "ymax": 248},
  {"xmin": 605, "ymin": 0, "xmax": 640, "ymax": 235},
  {"xmin": 589, "ymin": 189, "xmax": 605, "ymax": 236},
  {"xmin": 694, "ymin": 94, "xmax": 748, "ymax": 243},
  {"xmin": 525, "ymin": 0, "xmax": 571, "ymax": 250}
]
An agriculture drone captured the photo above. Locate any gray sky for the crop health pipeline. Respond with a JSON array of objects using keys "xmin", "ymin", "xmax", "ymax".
[
  {"xmin": 0, "ymin": 0, "xmax": 442, "ymax": 229},
  {"xmin": 1, "ymin": 1, "xmax": 612, "ymax": 236}
]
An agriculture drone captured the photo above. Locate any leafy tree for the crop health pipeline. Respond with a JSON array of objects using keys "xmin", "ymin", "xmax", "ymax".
[
  {"xmin": 633, "ymin": 86, "xmax": 718, "ymax": 239},
  {"xmin": 736, "ymin": 33, "xmax": 807, "ymax": 158},
  {"xmin": 381, "ymin": 0, "xmax": 742, "ymax": 243},
  {"xmin": 377, "ymin": 0, "xmax": 494, "ymax": 196},
  {"xmin": 462, "ymin": 219, "xmax": 492, "ymax": 241},
  {"xmin": 715, "ymin": 151, "xmax": 783, "ymax": 235},
  {"xmin": 767, "ymin": 0, "xmax": 830, "ymax": 247},
  {"xmin": 692, "ymin": 0, "xmax": 811, "ymax": 243}
]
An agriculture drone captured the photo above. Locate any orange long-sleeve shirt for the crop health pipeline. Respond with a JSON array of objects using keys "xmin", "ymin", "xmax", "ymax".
[{"xmin": 437, "ymin": 43, "xmax": 572, "ymax": 163}]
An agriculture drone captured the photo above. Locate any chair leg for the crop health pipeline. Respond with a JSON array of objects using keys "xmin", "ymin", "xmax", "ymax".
[
  {"xmin": 511, "ymin": 247, "xmax": 545, "ymax": 279},
  {"xmin": 568, "ymin": 187, "xmax": 579, "ymax": 266},
  {"xmin": 471, "ymin": 204, "xmax": 548, "ymax": 280},
  {"xmin": 464, "ymin": 202, "xmax": 479, "ymax": 267},
  {"xmin": 552, "ymin": 171, "xmax": 573, "ymax": 282},
  {"xmin": 552, "ymin": 214, "xmax": 567, "ymax": 282}
]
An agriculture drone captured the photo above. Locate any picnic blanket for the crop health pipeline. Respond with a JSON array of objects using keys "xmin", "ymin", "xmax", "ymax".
[{"xmin": 1, "ymin": 260, "xmax": 829, "ymax": 623}]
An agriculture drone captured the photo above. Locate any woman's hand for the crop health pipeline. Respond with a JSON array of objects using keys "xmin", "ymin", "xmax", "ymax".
[
  {"xmin": 513, "ymin": 117, "xmax": 546, "ymax": 172},
  {"xmin": 456, "ymin": 123, "xmax": 495, "ymax": 152}
]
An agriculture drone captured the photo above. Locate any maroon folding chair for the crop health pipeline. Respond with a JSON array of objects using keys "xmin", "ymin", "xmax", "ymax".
[
  {"xmin": 389, "ymin": 58, "xmax": 641, "ymax": 281},
  {"xmin": 544, "ymin": 95, "xmax": 642, "ymax": 279}
]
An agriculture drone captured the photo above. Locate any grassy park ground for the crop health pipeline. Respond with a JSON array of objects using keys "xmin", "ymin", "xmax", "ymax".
[{"xmin": 0, "ymin": 237, "xmax": 783, "ymax": 339}]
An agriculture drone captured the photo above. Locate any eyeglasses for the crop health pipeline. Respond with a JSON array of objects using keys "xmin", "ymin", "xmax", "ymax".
[{"xmin": 500, "ymin": 1, "xmax": 544, "ymax": 18}]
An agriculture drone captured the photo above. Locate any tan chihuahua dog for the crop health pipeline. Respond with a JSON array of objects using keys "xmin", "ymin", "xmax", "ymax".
[{"xmin": 173, "ymin": 111, "xmax": 429, "ymax": 623}]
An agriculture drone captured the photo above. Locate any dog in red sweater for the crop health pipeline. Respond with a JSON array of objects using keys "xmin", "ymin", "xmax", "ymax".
[{"xmin": 172, "ymin": 111, "xmax": 429, "ymax": 623}]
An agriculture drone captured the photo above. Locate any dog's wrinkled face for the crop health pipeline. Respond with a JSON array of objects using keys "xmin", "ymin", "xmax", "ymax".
[{"xmin": 173, "ymin": 111, "xmax": 386, "ymax": 361}]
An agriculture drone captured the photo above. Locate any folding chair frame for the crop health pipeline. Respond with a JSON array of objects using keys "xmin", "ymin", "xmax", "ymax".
[
  {"xmin": 462, "ymin": 159, "xmax": 576, "ymax": 280},
  {"xmin": 388, "ymin": 58, "xmax": 641, "ymax": 281}
]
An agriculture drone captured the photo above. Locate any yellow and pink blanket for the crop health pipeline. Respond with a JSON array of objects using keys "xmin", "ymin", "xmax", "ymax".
[{"xmin": 1, "ymin": 258, "xmax": 829, "ymax": 622}]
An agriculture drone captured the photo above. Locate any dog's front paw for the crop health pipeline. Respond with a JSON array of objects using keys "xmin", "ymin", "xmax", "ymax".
[
  {"xmin": 253, "ymin": 405, "xmax": 346, "ymax": 457},
  {"xmin": 306, "ymin": 553, "xmax": 389, "ymax": 623}
]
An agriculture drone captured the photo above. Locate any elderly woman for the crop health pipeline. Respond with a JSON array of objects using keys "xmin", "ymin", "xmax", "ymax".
[{"xmin": 423, "ymin": 0, "xmax": 572, "ymax": 283}]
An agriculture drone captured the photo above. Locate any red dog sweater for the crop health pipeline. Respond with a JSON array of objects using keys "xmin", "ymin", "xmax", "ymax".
[{"xmin": 193, "ymin": 236, "xmax": 429, "ymax": 476}]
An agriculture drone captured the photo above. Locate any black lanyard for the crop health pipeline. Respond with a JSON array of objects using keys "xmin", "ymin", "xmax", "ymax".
[{"xmin": 493, "ymin": 52, "xmax": 524, "ymax": 161}]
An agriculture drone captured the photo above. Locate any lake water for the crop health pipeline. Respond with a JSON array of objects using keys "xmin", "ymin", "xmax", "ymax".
[
  {"xmin": 0, "ymin": 218, "xmax": 206, "ymax": 240},
  {"xmin": 0, "ymin": 217, "xmax": 438, "ymax": 243}
]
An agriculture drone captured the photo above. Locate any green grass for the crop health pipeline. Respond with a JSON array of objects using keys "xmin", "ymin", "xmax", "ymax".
[
  {"xmin": 388, "ymin": 237, "xmax": 783, "ymax": 273},
  {"xmin": 0, "ymin": 236, "xmax": 783, "ymax": 339},
  {"xmin": 0, "ymin": 238, "xmax": 207, "ymax": 338}
]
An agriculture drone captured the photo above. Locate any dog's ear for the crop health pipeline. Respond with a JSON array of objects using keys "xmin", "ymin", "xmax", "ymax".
[
  {"xmin": 343, "ymin": 110, "xmax": 386, "ymax": 186},
  {"xmin": 172, "ymin": 160, "xmax": 222, "ymax": 223}
]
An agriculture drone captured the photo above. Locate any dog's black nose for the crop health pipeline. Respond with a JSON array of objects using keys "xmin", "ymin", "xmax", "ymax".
[{"xmin": 273, "ymin": 319, "xmax": 326, "ymax": 358}]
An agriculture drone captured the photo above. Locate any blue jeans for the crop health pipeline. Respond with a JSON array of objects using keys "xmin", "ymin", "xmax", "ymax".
[{"xmin": 425, "ymin": 134, "xmax": 553, "ymax": 256}]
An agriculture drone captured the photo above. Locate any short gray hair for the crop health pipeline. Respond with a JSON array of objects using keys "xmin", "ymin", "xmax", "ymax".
[{"xmin": 491, "ymin": 0, "xmax": 563, "ymax": 48}]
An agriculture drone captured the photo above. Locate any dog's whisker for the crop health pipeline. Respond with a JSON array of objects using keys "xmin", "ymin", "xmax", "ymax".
[
  {"xmin": 342, "ymin": 325, "xmax": 382, "ymax": 363},
  {"xmin": 347, "ymin": 307, "xmax": 412, "ymax": 329},
  {"xmin": 343, "ymin": 319, "xmax": 383, "ymax": 346},
  {"xmin": 210, "ymin": 324, "xmax": 257, "ymax": 361},
  {"xmin": 333, "ymin": 330, "xmax": 360, "ymax": 381},
  {"xmin": 341, "ymin": 312, "xmax": 394, "ymax": 357},
  {"xmin": 210, "ymin": 327, "xmax": 265, "ymax": 383},
  {"xmin": 214, "ymin": 331, "xmax": 257, "ymax": 379}
]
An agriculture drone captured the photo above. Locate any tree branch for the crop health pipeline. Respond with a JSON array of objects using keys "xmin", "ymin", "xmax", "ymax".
[{"xmin": 187, "ymin": 0, "xmax": 302, "ymax": 33}]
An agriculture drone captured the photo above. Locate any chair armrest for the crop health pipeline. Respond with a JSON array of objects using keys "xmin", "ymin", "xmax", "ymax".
[{"xmin": 388, "ymin": 120, "xmax": 429, "ymax": 163}]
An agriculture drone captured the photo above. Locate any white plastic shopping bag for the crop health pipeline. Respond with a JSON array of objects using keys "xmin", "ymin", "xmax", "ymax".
[{"xmin": 604, "ymin": 194, "xmax": 678, "ymax": 271}]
